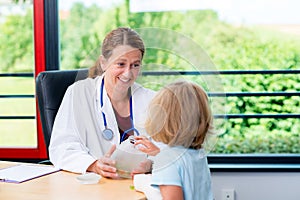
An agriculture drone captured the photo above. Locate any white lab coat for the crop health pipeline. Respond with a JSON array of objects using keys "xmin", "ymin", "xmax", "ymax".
[{"xmin": 49, "ymin": 75, "xmax": 156, "ymax": 174}]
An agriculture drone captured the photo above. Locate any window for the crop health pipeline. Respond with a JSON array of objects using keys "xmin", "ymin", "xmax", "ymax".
[
  {"xmin": 58, "ymin": 0, "xmax": 300, "ymax": 162},
  {"xmin": 0, "ymin": 1, "xmax": 43, "ymax": 158},
  {"xmin": 1, "ymin": 0, "xmax": 299, "ymax": 164}
]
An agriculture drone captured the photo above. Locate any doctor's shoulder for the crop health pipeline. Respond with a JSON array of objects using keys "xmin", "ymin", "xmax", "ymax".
[
  {"xmin": 132, "ymin": 82, "xmax": 156, "ymax": 99},
  {"xmin": 69, "ymin": 76, "xmax": 99, "ymax": 94}
]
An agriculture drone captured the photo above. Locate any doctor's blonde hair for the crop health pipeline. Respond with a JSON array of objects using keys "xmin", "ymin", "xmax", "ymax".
[{"xmin": 145, "ymin": 80, "xmax": 214, "ymax": 149}]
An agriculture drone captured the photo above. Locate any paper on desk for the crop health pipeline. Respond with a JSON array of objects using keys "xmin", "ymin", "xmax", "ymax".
[
  {"xmin": 0, "ymin": 164, "xmax": 60, "ymax": 183},
  {"xmin": 134, "ymin": 174, "xmax": 162, "ymax": 200}
]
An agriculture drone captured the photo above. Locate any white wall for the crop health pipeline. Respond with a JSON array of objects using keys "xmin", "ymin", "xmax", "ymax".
[{"xmin": 211, "ymin": 172, "xmax": 300, "ymax": 200}]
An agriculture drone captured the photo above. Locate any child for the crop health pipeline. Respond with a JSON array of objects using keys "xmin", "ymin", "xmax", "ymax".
[{"xmin": 134, "ymin": 80, "xmax": 214, "ymax": 200}]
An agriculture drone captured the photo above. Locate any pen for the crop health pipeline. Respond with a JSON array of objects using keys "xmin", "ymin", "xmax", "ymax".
[{"xmin": 0, "ymin": 177, "xmax": 6, "ymax": 182}]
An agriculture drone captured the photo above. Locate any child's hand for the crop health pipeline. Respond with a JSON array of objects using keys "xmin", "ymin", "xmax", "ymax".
[{"xmin": 134, "ymin": 136, "xmax": 160, "ymax": 156}]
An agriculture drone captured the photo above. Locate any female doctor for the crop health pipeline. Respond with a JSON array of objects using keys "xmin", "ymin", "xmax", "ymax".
[{"xmin": 49, "ymin": 27, "xmax": 156, "ymax": 178}]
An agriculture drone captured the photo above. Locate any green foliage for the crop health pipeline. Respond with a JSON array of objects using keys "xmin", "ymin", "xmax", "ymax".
[
  {"xmin": 60, "ymin": 3, "xmax": 104, "ymax": 69},
  {"xmin": 214, "ymin": 128, "xmax": 300, "ymax": 153},
  {"xmin": 0, "ymin": 9, "xmax": 33, "ymax": 72},
  {"xmin": 1, "ymin": 2, "xmax": 300, "ymax": 153}
]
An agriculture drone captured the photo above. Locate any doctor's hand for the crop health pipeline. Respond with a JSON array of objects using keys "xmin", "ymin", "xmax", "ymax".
[
  {"xmin": 134, "ymin": 136, "xmax": 160, "ymax": 156},
  {"xmin": 87, "ymin": 144, "xmax": 119, "ymax": 179},
  {"xmin": 131, "ymin": 159, "xmax": 153, "ymax": 175}
]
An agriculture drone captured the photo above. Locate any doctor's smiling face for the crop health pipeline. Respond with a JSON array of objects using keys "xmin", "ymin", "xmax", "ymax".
[{"xmin": 101, "ymin": 45, "xmax": 142, "ymax": 98}]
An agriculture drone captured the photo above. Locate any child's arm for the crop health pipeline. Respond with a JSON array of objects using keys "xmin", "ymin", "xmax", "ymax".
[{"xmin": 159, "ymin": 185, "xmax": 184, "ymax": 200}]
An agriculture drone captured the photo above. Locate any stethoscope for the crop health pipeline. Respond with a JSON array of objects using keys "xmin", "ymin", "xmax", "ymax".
[{"xmin": 100, "ymin": 78, "xmax": 140, "ymax": 143}]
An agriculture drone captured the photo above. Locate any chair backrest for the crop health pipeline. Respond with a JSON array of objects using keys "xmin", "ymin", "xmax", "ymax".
[{"xmin": 36, "ymin": 69, "xmax": 88, "ymax": 155}]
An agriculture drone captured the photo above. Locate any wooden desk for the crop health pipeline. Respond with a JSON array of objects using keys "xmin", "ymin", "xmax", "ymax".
[{"xmin": 0, "ymin": 161, "xmax": 145, "ymax": 200}]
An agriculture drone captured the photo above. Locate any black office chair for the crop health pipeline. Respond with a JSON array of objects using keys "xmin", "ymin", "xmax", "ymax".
[{"xmin": 36, "ymin": 69, "xmax": 88, "ymax": 157}]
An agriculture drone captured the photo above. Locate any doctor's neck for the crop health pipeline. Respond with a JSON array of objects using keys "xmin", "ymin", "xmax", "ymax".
[
  {"xmin": 102, "ymin": 76, "xmax": 131, "ymax": 104},
  {"xmin": 105, "ymin": 83, "xmax": 131, "ymax": 102},
  {"xmin": 106, "ymin": 86, "xmax": 130, "ymax": 103},
  {"xmin": 107, "ymin": 88, "xmax": 131, "ymax": 117}
]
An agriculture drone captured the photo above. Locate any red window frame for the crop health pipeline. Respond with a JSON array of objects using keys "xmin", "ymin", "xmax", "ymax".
[{"xmin": 0, "ymin": 0, "xmax": 47, "ymax": 159}]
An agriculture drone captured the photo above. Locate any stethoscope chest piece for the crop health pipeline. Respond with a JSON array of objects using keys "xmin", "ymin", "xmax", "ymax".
[
  {"xmin": 100, "ymin": 78, "xmax": 138, "ymax": 142},
  {"xmin": 102, "ymin": 128, "xmax": 114, "ymax": 141}
]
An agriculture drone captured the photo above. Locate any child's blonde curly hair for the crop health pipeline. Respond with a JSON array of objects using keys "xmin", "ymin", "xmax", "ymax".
[{"xmin": 145, "ymin": 80, "xmax": 215, "ymax": 149}]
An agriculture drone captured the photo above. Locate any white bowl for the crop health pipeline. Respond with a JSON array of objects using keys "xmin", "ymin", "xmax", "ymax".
[{"xmin": 76, "ymin": 173, "xmax": 101, "ymax": 184}]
